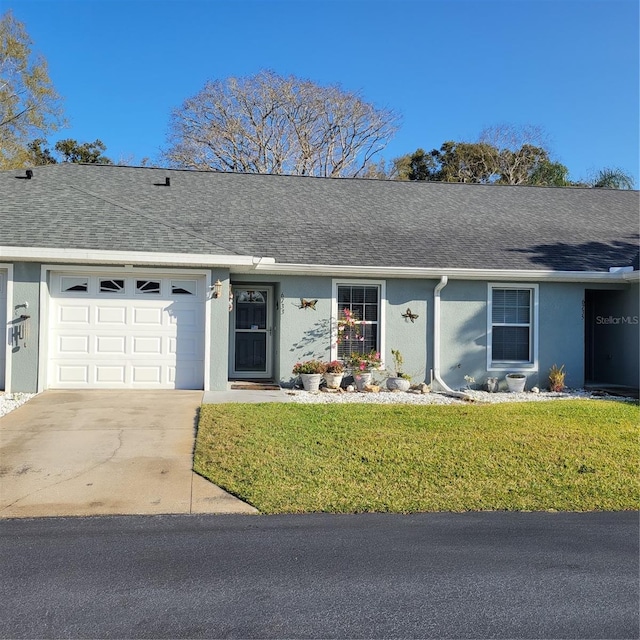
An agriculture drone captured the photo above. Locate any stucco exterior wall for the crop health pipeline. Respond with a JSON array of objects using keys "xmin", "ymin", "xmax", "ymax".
[
  {"xmin": 231, "ymin": 274, "xmax": 432, "ymax": 386},
  {"xmin": 10, "ymin": 262, "xmax": 41, "ymax": 393},
  {"xmin": 438, "ymin": 280, "xmax": 595, "ymax": 391}
]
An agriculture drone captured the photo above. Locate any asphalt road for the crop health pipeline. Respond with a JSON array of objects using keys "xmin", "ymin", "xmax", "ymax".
[{"xmin": 1, "ymin": 512, "xmax": 637, "ymax": 639}]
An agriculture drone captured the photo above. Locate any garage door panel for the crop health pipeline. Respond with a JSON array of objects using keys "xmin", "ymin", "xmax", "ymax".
[
  {"xmin": 96, "ymin": 365, "xmax": 127, "ymax": 384},
  {"xmin": 96, "ymin": 336, "xmax": 126, "ymax": 354},
  {"xmin": 58, "ymin": 305, "xmax": 90, "ymax": 324},
  {"xmin": 49, "ymin": 273, "xmax": 205, "ymax": 390},
  {"xmin": 133, "ymin": 307, "xmax": 163, "ymax": 325},
  {"xmin": 58, "ymin": 365, "xmax": 90, "ymax": 384},
  {"xmin": 96, "ymin": 306, "xmax": 127, "ymax": 324},
  {"xmin": 58, "ymin": 335, "xmax": 90, "ymax": 354}
]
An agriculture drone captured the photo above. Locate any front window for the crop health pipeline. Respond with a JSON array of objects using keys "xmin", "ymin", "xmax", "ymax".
[
  {"xmin": 488, "ymin": 285, "xmax": 537, "ymax": 367},
  {"xmin": 335, "ymin": 283, "xmax": 381, "ymax": 361}
]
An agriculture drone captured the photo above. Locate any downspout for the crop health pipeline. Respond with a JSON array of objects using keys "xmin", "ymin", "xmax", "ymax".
[{"xmin": 433, "ymin": 276, "xmax": 472, "ymax": 401}]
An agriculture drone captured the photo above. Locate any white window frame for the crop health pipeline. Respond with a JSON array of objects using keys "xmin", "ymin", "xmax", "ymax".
[
  {"xmin": 487, "ymin": 283, "xmax": 538, "ymax": 371},
  {"xmin": 330, "ymin": 279, "xmax": 386, "ymax": 366}
]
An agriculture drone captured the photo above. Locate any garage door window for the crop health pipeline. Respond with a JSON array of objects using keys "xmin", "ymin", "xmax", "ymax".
[
  {"xmin": 171, "ymin": 280, "xmax": 197, "ymax": 295},
  {"xmin": 61, "ymin": 277, "xmax": 88, "ymax": 293},
  {"xmin": 136, "ymin": 280, "xmax": 161, "ymax": 294},
  {"xmin": 99, "ymin": 279, "xmax": 125, "ymax": 294}
]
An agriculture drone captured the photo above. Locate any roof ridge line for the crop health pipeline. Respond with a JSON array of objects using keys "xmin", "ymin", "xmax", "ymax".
[{"xmin": 65, "ymin": 183, "xmax": 243, "ymax": 257}]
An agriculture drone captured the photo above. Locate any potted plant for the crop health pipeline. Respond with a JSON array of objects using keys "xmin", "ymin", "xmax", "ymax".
[
  {"xmin": 505, "ymin": 372, "xmax": 527, "ymax": 393},
  {"xmin": 386, "ymin": 349, "xmax": 411, "ymax": 391},
  {"xmin": 324, "ymin": 360, "xmax": 345, "ymax": 389},
  {"xmin": 548, "ymin": 364, "xmax": 566, "ymax": 392},
  {"xmin": 292, "ymin": 360, "xmax": 327, "ymax": 392},
  {"xmin": 343, "ymin": 350, "xmax": 382, "ymax": 391}
]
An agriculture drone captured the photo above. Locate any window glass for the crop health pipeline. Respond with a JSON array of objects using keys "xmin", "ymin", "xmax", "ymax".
[
  {"xmin": 61, "ymin": 276, "xmax": 88, "ymax": 293},
  {"xmin": 491, "ymin": 288, "xmax": 532, "ymax": 363},
  {"xmin": 171, "ymin": 280, "xmax": 197, "ymax": 295},
  {"xmin": 136, "ymin": 280, "xmax": 161, "ymax": 294},
  {"xmin": 99, "ymin": 279, "xmax": 125, "ymax": 293},
  {"xmin": 337, "ymin": 285, "xmax": 380, "ymax": 359}
]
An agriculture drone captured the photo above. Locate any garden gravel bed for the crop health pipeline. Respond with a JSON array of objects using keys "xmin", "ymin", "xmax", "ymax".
[
  {"xmin": 287, "ymin": 387, "xmax": 634, "ymax": 405},
  {"xmin": 0, "ymin": 392, "xmax": 37, "ymax": 417}
]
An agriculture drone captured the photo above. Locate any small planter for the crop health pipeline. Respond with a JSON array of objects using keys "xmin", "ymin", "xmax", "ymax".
[
  {"xmin": 505, "ymin": 373, "xmax": 527, "ymax": 393},
  {"xmin": 354, "ymin": 371, "xmax": 372, "ymax": 391},
  {"xmin": 324, "ymin": 372, "xmax": 344, "ymax": 389},
  {"xmin": 386, "ymin": 377, "xmax": 410, "ymax": 392},
  {"xmin": 300, "ymin": 373, "xmax": 322, "ymax": 392}
]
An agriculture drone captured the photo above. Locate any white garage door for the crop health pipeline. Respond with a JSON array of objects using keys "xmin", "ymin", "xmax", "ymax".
[
  {"xmin": 0, "ymin": 270, "xmax": 6, "ymax": 390},
  {"xmin": 48, "ymin": 273, "xmax": 206, "ymax": 389}
]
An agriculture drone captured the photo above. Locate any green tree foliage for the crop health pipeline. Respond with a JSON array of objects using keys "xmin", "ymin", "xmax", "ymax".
[
  {"xmin": 165, "ymin": 70, "xmax": 400, "ymax": 177},
  {"xmin": 0, "ymin": 10, "xmax": 65, "ymax": 168},
  {"xmin": 26, "ymin": 138, "xmax": 113, "ymax": 165},
  {"xmin": 591, "ymin": 167, "xmax": 634, "ymax": 190},
  {"xmin": 54, "ymin": 138, "xmax": 112, "ymax": 164}
]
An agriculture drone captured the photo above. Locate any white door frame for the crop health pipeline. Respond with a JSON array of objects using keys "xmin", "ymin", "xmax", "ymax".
[
  {"xmin": 39, "ymin": 265, "xmax": 211, "ymax": 391},
  {"xmin": 230, "ymin": 285, "xmax": 274, "ymax": 379}
]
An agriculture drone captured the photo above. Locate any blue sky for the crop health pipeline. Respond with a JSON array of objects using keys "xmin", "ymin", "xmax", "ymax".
[{"xmin": 6, "ymin": 0, "xmax": 639, "ymax": 184}]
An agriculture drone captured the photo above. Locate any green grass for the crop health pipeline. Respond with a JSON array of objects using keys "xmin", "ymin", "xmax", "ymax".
[{"xmin": 193, "ymin": 400, "xmax": 640, "ymax": 514}]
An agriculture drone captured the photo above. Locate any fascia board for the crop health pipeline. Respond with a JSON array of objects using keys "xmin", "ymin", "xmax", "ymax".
[
  {"xmin": 0, "ymin": 246, "xmax": 262, "ymax": 268},
  {"xmin": 252, "ymin": 262, "xmax": 631, "ymax": 283}
]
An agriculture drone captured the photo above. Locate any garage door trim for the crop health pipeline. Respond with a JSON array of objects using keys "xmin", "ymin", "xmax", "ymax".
[{"xmin": 39, "ymin": 266, "xmax": 211, "ymax": 391}]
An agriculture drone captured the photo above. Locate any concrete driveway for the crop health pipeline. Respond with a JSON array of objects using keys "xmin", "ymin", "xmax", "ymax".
[{"xmin": 0, "ymin": 390, "xmax": 258, "ymax": 518}]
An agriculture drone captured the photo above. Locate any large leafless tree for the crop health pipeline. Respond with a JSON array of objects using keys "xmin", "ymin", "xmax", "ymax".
[{"xmin": 164, "ymin": 70, "xmax": 400, "ymax": 177}]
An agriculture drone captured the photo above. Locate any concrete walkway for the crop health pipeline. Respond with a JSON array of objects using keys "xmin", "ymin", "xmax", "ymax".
[{"xmin": 0, "ymin": 390, "xmax": 258, "ymax": 518}]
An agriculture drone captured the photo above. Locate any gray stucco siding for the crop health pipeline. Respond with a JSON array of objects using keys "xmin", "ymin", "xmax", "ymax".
[
  {"xmin": 438, "ymin": 280, "xmax": 592, "ymax": 391},
  {"xmin": 9, "ymin": 262, "xmax": 41, "ymax": 393}
]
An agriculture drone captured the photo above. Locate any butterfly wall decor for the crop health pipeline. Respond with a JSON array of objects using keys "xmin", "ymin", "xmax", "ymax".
[
  {"xmin": 402, "ymin": 308, "xmax": 419, "ymax": 323},
  {"xmin": 299, "ymin": 299, "xmax": 318, "ymax": 310}
]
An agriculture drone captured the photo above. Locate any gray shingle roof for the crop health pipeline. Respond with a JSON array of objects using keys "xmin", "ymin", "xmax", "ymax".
[{"xmin": 1, "ymin": 163, "xmax": 638, "ymax": 271}]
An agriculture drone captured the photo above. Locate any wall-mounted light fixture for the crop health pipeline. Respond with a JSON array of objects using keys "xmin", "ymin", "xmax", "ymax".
[{"xmin": 212, "ymin": 279, "xmax": 223, "ymax": 299}]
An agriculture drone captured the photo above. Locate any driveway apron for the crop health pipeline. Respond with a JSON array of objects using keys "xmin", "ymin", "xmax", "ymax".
[{"xmin": 0, "ymin": 390, "xmax": 258, "ymax": 518}]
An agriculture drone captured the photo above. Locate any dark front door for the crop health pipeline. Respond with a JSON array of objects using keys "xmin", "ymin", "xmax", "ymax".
[{"xmin": 231, "ymin": 287, "xmax": 272, "ymax": 378}]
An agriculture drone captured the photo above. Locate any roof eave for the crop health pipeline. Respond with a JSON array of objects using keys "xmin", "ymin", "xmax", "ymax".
[
  {"xmin": 252, "ymin": 261, "xmax": 634, "ymax": 283},
  {"xmin": 0, "ymin": 246, "xmax": 270, "ymax": 269}
]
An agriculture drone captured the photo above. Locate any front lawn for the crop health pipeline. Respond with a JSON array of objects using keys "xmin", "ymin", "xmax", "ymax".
[{"xmin": 193, "ymin": 400, "xmax": 639, "ymax": 514}]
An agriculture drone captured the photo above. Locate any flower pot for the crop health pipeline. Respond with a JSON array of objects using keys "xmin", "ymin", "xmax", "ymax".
[
  {"xmin": 505, "ymin": 373, "xmax": 526, "ymax": 393},
  {"xmin": 324, "ymin": 372, "xmax": 344, "ymax": 389},
  {"xmin": 386, "ymin": 377, "xmax": 410, "ymax": 392},
  {"xmin": 300, "ymin": 373, "xmax": 322, "ymax": 392},
  {"xmin": 354, "ymin": 371, "xmax": 372, "ymax": 391}
]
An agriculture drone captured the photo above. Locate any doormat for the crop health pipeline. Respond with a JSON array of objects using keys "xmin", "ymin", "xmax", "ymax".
[{"xmin": 230, "ymin": 382, "xmax": 282, "ymax": 391}]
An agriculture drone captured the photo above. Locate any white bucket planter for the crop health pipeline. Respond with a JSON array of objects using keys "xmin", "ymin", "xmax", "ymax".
[
  {"xmin": 505, "ymin": 373, "xmax": 527, "ymax": 393},
  {"xmin": 354, "ymin": 371, "xmax": 373, "ymax": 391},
  {"xmin": 300, "ymin": 373, "xmax": 322, "ymax": 392},
  {"xmin": 386, "ymin": 377, "xmax": 411, "ymax": 392},
  {"xmin": 324, "ymin": 372, "xmax": 344, "ymax": 389}
]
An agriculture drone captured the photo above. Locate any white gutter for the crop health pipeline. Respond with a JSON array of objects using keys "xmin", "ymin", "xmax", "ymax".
[
  {"xmin": 433, "ymin": 276, "xmax": 472, "ymax": 401},
  {"xmin": 253, "ymin": 261, "xmax": 633, "ymax": 283},
  {"xmin": 0, "ymin": 246, "xmax": 271, "ymax": 268}
]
